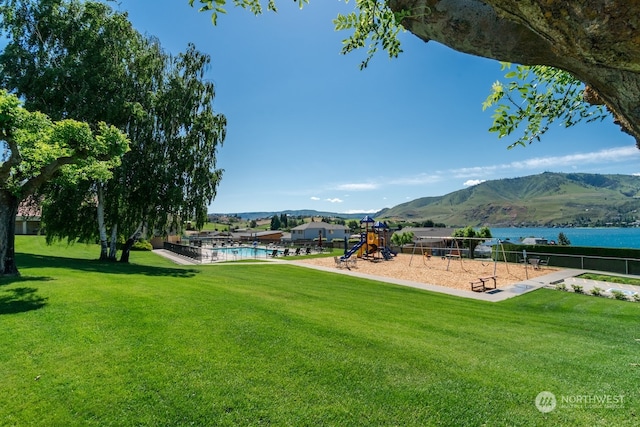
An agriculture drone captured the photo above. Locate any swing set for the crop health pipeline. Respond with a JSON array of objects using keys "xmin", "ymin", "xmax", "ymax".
[{"xmin": 409, "ymin": 236, "xmax": 512, "ymax": 275}]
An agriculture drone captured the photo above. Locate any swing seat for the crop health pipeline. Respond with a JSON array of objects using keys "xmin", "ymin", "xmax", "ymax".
[{"xmin": 445, "ymin": 249, "xmax": 461, "ymax": 259}]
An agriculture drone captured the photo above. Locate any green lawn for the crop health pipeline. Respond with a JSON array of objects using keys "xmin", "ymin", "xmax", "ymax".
[{"xmin": 1, "ymin": 237, "xmax": 638, "ymax": 426}]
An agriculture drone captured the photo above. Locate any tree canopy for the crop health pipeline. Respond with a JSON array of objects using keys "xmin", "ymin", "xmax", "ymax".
[
  {"xmin": 1, "ymin": 0, "xmax": 226, "ymax": 262},
  {"xmin": 191, "ymin": 0, "xmax": 640, "ymax": 148},
  {"xmin": 0, "ymin": 90, "xmax": 129, "ymax": 275}
]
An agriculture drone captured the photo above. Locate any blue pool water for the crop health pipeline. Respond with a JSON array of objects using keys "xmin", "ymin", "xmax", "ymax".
[{"xmin": 210, "ymin": 246, "xmax": 284, "ymax": 260}]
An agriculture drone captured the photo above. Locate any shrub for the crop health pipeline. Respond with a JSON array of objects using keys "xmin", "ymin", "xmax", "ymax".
[
  {"xmin": 571, "ymin": 284, "xmax": 584, "ymax": 294},
  {"xmin": 610, "ymin": 290, "xmax": 628, "ymax": 301},
  {"xmin": 556, "ymin": 283, "xmax": 567, "ymax": 291},
  {"xmin": 590, "ymin": 287, "xmax": 603, "ymax": 296},
  {"xmin": 633, "ymin": 293, "xmax": 640, "ymax": 302},
  {"xmin": 132, "ymin": 240, "xmax": 153, "ymax": 251}
]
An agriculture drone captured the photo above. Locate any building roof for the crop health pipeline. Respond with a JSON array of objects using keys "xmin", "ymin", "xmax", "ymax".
[
  {"xmin": 254, "ymin": 230, "xmax": 283, "ymax": 237},
  {"xmin": 16, "ymin": 201, "xmax": 41, "ymax": 219},
  {"xmin": 291, "ymin": 221, "xmax": 349, "ymax": 231}
]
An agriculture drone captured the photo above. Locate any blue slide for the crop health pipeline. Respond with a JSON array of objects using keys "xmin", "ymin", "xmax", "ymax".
[
  {"xmin": 381, "ymin": 246, "xmax": 397, "ymax": 260},
  {"xmin": 341, "ymin": 240, "xmax": 365, "ymax": 260}
]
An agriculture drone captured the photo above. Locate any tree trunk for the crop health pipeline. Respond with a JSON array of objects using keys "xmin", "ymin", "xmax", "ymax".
[
  {"xmin": 119, "ymin": 237, "xmax": 135, "ymax": 264},
  {"xmin": 96, "ymin": 183, "xmax": 109, "ymax": 261},
  {"xmin": 0, "ymin": 190, "xmax": 20, "ymax": 277},
  {"xmin": 119, "ymin": 222, "xmax": 143, "ymax": 263},
  {"xmin": 108, "ymin": 224, "xmax": 118, "ymax": 261},
  {"xmin": 468, "ymin": 241, "xmax": 478, "ymax": 259}
]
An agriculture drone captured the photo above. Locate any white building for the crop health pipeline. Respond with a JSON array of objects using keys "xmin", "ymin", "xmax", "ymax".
[
  {"xmin": 290, "ymin": 221, "xmax": 349, "ymax": 243},
  {"xmin": 521, "ymin": 237, "xmax": 548, "ymax": 245}
]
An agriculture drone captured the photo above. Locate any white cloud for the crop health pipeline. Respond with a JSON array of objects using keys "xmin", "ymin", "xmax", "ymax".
[
  {"xmin": 509, "ymin": 147, "xmax": 639, "ymax": 169},
  {"xmin": 451, "ymin": 146, "xmax": 640, "ymax": 178},
  {"xmin": 342, "ymin": 209, "xmax": 380, "ymax": 214},
  {"xmin": 310, "ymin": 196, "xmax": 320, "ymax": 201},
  {"xmin": 388, "ymin": 173, "xmax": 443, "ymax": 186},
  {"xmin": 319, "ymin": 146, "xmax": 640, "ymax": 209},
  {"xmin": 463, "ymin": 179, "xmax": 486, "ymax": 186},
  {"xmin": 451, "ymin": 165, "xmax": 499, "ymax": 178},
  {"xmin": 336, "ymin": 182, "xmax": 378, "ymax": 191}
]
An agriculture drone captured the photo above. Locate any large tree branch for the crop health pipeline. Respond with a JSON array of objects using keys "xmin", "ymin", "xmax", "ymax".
[
  {"xmin": 20, "ymin": 155, "xmax": 78, "ymax": 197},
  {"xmin": 389, "ymin": 0, "xmax": 640, "ymax": 146},
  {"xmin": 485, "ymin": 0, "xmax": 640, "ymax": 72},
  {"xmin": 390, "ymin": 0, "xmax": 567, "ymax": 66},
  {"xmin": 0, "ymin": 135, "xmax": 22, "ymax": 180}
]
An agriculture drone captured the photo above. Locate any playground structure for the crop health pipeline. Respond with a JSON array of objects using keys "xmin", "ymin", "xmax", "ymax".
[
  {"xmin": 409, "ymin": 236, "xmax": 512, "ymax": 275},
  {"xmin": 410, "ymin": 236, "xmax": 465, "ymax": 271},
  {"xmin": 341, "ymin": 217, "xmax": 396, "ymax": 262}
]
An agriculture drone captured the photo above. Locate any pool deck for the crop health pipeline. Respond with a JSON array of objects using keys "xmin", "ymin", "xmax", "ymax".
[{"xmin": 152, "ymin": 249, "xmax": 640, "ymax": 303}]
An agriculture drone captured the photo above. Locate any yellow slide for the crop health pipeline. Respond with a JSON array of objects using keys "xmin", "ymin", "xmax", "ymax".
[{"xmin": 357, "ymin": 232, "xmax": 379, "ymax": 257}]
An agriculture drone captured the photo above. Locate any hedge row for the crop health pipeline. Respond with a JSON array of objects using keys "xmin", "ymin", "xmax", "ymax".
[{"xmin": 494, "ymin": 244, "xmax": 640, "ymax": 275}]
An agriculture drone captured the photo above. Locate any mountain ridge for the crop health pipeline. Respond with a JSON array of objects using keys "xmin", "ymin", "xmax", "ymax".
[
  {"xmin": 208, "ymin": 209, "xmax": 370, "ymax": 221},
  {"xmin": 211, "ymin": 172, "xmax": 640, "ymax": 227},
  {"xmin": 377, "ymin": 172, "xmax": 640, "ymax": 227}
]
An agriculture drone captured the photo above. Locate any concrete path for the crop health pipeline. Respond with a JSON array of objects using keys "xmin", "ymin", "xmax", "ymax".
[
  {"xmin": 153, "ymin": 249, "xmax": 205, "ymax": 265},
  {"xmin": 152, "ymin": 250, "xmax": 640, "ymax": 302}
]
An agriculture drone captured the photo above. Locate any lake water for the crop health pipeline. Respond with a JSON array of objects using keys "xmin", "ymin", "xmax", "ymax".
[{"xmin": 488, "ymin": 227, "xmax": 640, "ymax": 249}]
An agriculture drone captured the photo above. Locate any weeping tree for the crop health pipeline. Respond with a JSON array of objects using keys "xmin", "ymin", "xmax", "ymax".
[
  {"xmin": 0, "ymin": 91, "xmax": 129, "ymax": 276},
  {"xmin": 114, "ymin": 44, "xmax": 226, "ymax": 263},
  {"xmin": 37, "ymin": 154, "xmax": 125, "ymax": 260},
  {"xmin": 0, "ymin": 0, "xmax": 153, "ymax": 260},
  {"xmin": 0, "ymin": 0, "xmax": 143, "ymax": 125},
  {"xmin": 1, "ymin": 0, "xmax": 226, "ymax": 263}
]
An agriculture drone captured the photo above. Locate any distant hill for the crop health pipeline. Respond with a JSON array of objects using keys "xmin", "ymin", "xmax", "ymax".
[
  {"xmin": 377, "ymin": 172, "xmax": 640, "ymax": 227},
  {"xmin": 209, "ymin": 209, "xmax": 370, "ymax": 221}
]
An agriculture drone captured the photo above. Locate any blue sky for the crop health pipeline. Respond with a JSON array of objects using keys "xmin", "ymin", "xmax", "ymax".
[{"xmin": 117, "ymin": 1, "xmax": 640, "ymax": 214}]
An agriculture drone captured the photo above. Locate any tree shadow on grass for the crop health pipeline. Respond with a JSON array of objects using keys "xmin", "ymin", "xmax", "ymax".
[
  {"xmin": 0, "ymin": 276, "xmax": 50, "ymax": 315},
  {"xmin": 16, "ymin": 253, "xmax": 199, "ymax": 278}
]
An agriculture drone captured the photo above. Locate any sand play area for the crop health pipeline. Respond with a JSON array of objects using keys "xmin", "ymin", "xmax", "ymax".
[{"xmin": 294, "ymin": 253, "xmax": 556, "ymax": 291}]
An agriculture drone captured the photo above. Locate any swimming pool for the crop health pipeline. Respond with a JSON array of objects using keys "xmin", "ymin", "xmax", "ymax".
[{"xmin": 209, "ymin": 246, "xmax": 284, "ymax": 261}]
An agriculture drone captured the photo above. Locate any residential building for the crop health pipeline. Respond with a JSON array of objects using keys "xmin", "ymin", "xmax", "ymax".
[
  {"xmin": 15, "ymin": 203, "xmax": 41, "ymax": 235},
  {"xmin": 290, "ymin": 221, "xmax": 349, "ymax": 243}
]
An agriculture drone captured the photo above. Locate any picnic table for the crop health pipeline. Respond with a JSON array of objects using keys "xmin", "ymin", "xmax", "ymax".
[{"xmin": 470, "ymin": 276, "xmax": 497, "ymax": 292}]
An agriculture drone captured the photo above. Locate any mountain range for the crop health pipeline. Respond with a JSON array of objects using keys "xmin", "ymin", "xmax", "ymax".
[
  {"xmin": 213, "ymin": 172, "xmax": 640, "ymax": 227},
  {"xmin": 376, "ymin": 172, "xmax": 640, "ymax": 227},
  {"xmin": 210, "ymin": 210, "xmax": 367, "ymax": 221}
]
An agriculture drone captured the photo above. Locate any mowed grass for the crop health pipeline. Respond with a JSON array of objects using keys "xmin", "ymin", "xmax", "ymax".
[{"xmin": 1, "ymin": 237, "xmax": 638, "ymax": 426}]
